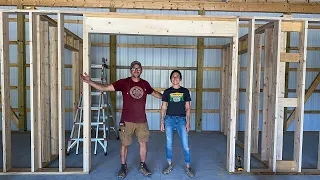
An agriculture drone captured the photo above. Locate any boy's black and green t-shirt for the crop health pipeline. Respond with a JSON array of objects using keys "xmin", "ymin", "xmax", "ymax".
[{"xmin": 162, "ymin": 86, "xmax": 191, "ymax": 117}]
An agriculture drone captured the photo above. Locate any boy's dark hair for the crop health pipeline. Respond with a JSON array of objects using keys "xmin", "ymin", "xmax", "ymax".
[{"xmin": 170, "ymin": 70, "xmax": 182, "ymax": 80}]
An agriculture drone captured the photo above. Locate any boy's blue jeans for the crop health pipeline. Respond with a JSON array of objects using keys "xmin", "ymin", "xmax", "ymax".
[{"xmin": 164, "ymin": 115, "xmax": 190, "ymax": 165}]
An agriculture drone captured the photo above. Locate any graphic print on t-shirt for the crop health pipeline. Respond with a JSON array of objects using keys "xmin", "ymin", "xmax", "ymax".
[
  {"xmin": 130, "ymin": 86, "xmax": 144, "ymax": 99},
  {"xmin": 169, "ymin": 93, "xmax": 184, "ymax": 102}
]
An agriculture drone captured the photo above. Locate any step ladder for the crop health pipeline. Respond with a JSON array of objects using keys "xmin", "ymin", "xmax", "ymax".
[{"xmin": 66, "ymin": 58, "xmax": 119, "ymax": 156}]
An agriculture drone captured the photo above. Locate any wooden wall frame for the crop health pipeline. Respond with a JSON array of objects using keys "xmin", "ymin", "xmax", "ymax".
[{"xmin": 0, "ymin": 9, "xmax": 319, "ymax": 175}]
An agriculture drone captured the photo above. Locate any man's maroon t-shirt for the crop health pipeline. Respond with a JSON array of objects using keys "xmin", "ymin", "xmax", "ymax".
[{"xmin": 112, "ymin": 77, "xmax": 154, "ymax": 123}]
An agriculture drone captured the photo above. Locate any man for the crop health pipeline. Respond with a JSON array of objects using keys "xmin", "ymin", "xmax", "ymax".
[
  {"xmin": 160, "ymin": 70, "xmax": 195, "ymax": 178},
  {"xmin": 80, "ymin": 61, "xmax": 162, "ymax": 179}
]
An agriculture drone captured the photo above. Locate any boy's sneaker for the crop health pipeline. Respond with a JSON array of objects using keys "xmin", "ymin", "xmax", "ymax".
[
  {"xmin": 139, "ymin": 162, "xmax": 152, "ymax": 176},
  {"xmin": 185, "ymin": 167, "xmax": 195, "ymax": 178},
  {"xmin": 162, "ymin": 163, "xmax": 173, "ymax": 174},
  {"xmin": 117, "ymin": 164, "xmax": 128, "ymax": 179}
]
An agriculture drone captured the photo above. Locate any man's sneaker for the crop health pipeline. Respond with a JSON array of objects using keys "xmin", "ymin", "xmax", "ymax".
[
  {"xmin": 139, "ymin": 162, "xmax": 152, "ymax": 176},
  {"xmin": 117, "ymin": 164, "xmax": 128, "ymax": 179},
  {"xmin": 185, "ymin": 167, "xmax": 195, "ymax": 178},
  {"xmin": 162, "ymin": 163, "xmax": 173, "ymax": 174}
]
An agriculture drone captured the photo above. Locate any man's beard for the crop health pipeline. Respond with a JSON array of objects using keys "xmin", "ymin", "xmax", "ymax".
[{"xmin": 132, "ymin": 74, "xmax": 140, "ymax": 78}]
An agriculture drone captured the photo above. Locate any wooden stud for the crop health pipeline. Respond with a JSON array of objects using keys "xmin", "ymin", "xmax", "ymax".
[
  {"xmin": 72, "ymin": 42, "xmax": 80, "ymax": 139},
  {"xmin": 284, "ymin": 32, "xmax": 291, "ymax": 131},
  {"xmin": 278, "ymin": 98, "xmax": 297, "ymax": 107},
  {"xmin": 17, "ymin": 5, "xmax": 27, "ymax": 131},
  {"xmin": 280, "ymin": 52, "xmax": 300, "ymax": 62},
  {"xmin": 294, "ymin": 21, "xmax": 308, "ymax": 173},
  {"xmin": 29, "ymin": 12, "xmax": 39, "ymax": 173},
  {"xmin": 79, "ymin": 43, "xmax": 83, "ymax": 92},
  {"xmin": 244, "ymin": 19, "xmax": 255, "ymax": 172},
  {"xmin": 276, "ymin": 160, "xmax": 296, "ymax": 172},
  {"xmin": 276, "ymin": 31, "xmax": 286, "ymax": 161},
  {"xmin": 36, "ymin": 16, "xmax": 44, "ymax": 169},
  {"xmin": 227, "ymin": 19, "xmax": 239, "ymax": 173},
  {"xmin": 0, "ymin": 11, "xmax": 11, "ymax": 172},
  {"xmin": 251, "ymin": 34, "xmax": 262, "ymax": 154},
  {"xmin": 261, "ymin": 27, "xmax": 273, "ymax": 162},
  {"xmin": 109, "ymin": 7, "xmax": 117, "ymax": 126},
  {"xmin": 224, "ymin": 46, "xmax": 230, "ymax": 136},
  {"xmin": 57, "ymin": 13, "xmax": 65, "ymax": 172},
  {"xmin": 280, "ymin": 14, "xmax": 290, "ymax": 149},
  {"xmin": 220, "ymin": 48, "xmax": 226, "ymax": 133},
  {"xmin": 196, "ymin": 10, "xmax": 204, "ymax": 132},
  {"xmin": 236, "ymin": 54, "xmax": 240, "ymax": 139},
  {"xmin": 66, "ymin": 35, "xmax": 74, "ymax": 47},
  {"xmin": 83, "ymin": 18, "xmax": 92, "ymax": 173},
  {"xmin": 281, "ymin": 21, "xmax": 302, "ymax": 32},
  {"xmin": 269, "ymin": 20, "xmax": 281, "ymax": 172},
  {"xmin": 42, "ymin": 20, "xmax": 51, "ymax": 164},
  {"xmin": 49, "ymin": 25, "xmax": 59, "ymax": 156}
]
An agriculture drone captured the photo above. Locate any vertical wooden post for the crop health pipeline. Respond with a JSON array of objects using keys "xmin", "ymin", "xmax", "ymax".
[
  {"xmin": 17, "ymin": 5, "xmax": 27, "ymax": 131},
  {"xmin": 109, "ymin": 7, "xmax": 117, "ymax": 123},
  {"xmin": 244, "ymin": 19, "xmax": 255, "ymax": 172},
  {"xmin": 72, "ymin": 41, "xmax": 80, "ymax": 138},
  {"xmin": 57, "ymin": 13, "xmax": 65, "ymax": 172},
  {"xmin": 196, "ymin": 10, "xmax": 205, "ymax": 132},
  {"xmin": 0, "ymin": 11, "xmax": 11, "ymax": 172},
  {"xmin": 283, "ymin": 14, "xmax": 291, "ymax": 131},
  {"xmin": 29, "ymin": 12, "xmax": 39, "ymax": 172},
  {"xmin": 276, "ymin": 31, "xmax": 287, "ymax": 160},
  {"xmin": 79, "ymin": 43, "xmax": 83, "ymax": 91},
  {"xmin": 220, "ymin": 48, "xmax": 226, "ymax": 133},
  {"xmin": 261, "ymin": 27, "xmax": 273, "ymax": 162},
  {"xmin": 227, "ymin": 19, "xmax": 239, "ymax": 172},
  {"xmin": 283, "ymin": 32, "xmax": 291, "ymax": 131},
  {"xmin": 36, "ymin": 16, "xmax": 44, "ymax": 169},
  {"xmin": 235, "ymin": 54, "xmax": 240, "ymax": 139},
  {"xmin": 42, "ymin": 20, "xmax": 51, "ymax": 164},
  {"xmin": 269, "ymin": 20, "xmax": 281, "ymax": 172},
  {"xmin": 251, "ymin": 34, "xmax": 262, "ymax": 154},
  {"xmin": 83, "ymin": 17, "xmax": 92, "ymax": 173},
  {"xmin": 50, "ymin": 25, "xmax": 59, "ymax": 156},
  {"xmin": 224, "ymin": 46, "xmax": 231, "ymax": 136},
  {"xmin": 294, "ymin": 21, "xmax": 308, "ymax": 172}
]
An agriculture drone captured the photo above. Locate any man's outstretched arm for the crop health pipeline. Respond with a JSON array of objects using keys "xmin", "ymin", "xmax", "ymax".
[
  {"xmin": 80, "ymin": 72, "xmax": 115, "ymax": 91},
  {"xmin": 151, "ymin": 90, "xmax": 162, "ymax": 99}
]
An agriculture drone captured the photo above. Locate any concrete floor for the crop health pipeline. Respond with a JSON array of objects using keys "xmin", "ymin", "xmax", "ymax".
[{"xmin": 0, "ymin": 131, "xmax": 319, "ymax": 180}]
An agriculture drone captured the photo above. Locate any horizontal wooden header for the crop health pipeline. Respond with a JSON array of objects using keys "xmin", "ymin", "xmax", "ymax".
[
  {"xmin": 85, "ymin": 15, "xmax": 238, "ymax": 37},
  {"xmin": 1, "ymin": 1, "xmax": 320, "ymax": 14}
]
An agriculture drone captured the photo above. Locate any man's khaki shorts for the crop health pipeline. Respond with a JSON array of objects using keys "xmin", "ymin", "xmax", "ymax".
[{"xmin": 119, "ymin": 121, "xmax": 150, "ymax": 146}]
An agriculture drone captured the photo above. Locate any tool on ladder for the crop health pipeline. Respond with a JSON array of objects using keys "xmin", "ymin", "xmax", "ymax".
[{"xmin": 66, "ymin": 58, "xmax": 119, "ymax": 156}]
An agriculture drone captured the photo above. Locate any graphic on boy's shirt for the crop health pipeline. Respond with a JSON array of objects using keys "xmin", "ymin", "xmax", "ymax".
[{"xmin": 169, "ymin": 93, "xmax": 184, "ymax": 102}]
